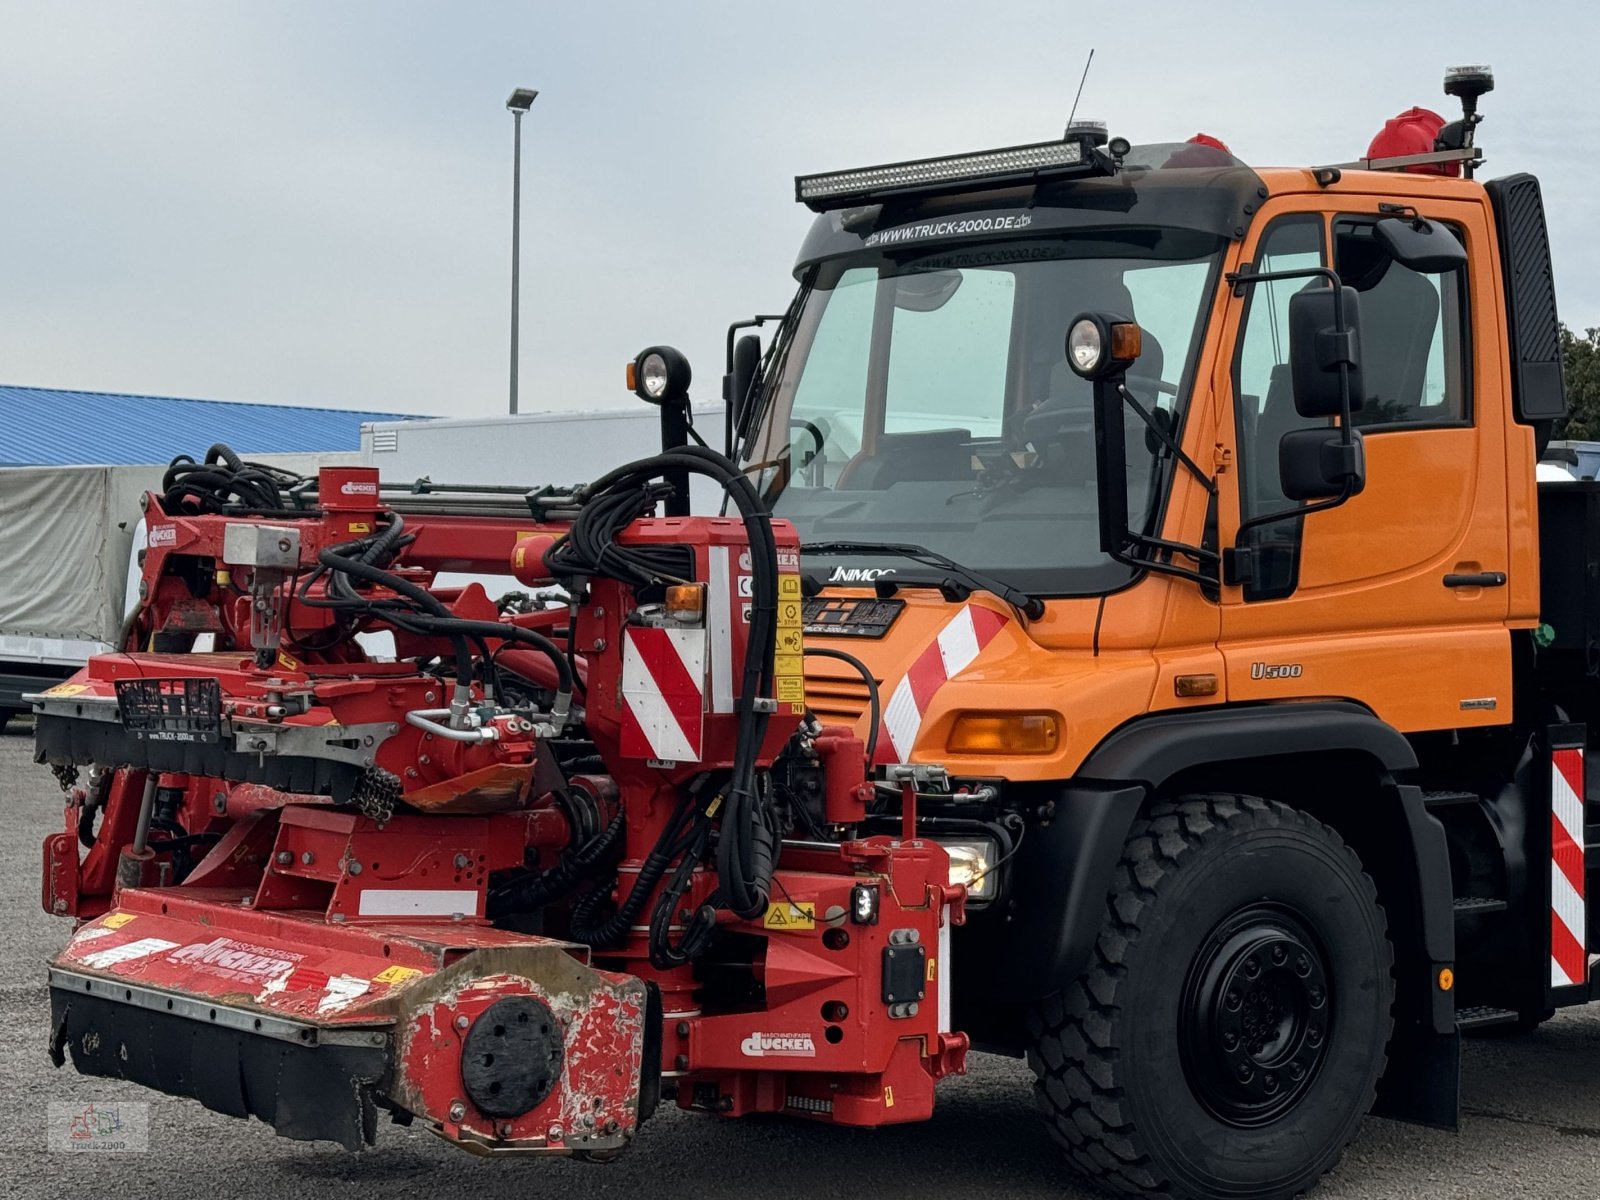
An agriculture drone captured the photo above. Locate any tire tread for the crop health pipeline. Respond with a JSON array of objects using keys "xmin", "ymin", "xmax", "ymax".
[{"xmin": 1027, "ymin": 793, "xmax": 1393, "ymax": 1198}]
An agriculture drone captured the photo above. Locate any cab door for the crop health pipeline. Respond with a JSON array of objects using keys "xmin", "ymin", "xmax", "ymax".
[{"xmin": 1217, "ymin": 196, "xmax": 1512, "ymax": 734}]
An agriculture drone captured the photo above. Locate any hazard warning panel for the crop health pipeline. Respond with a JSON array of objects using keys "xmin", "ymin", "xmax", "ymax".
[{"xmin": 619, "ymin": 626, "xmax": 708, "ymax": 763}]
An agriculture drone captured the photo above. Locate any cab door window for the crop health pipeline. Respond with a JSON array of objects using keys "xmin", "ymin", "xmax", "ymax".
[
  {"xmin": 1334, "ymin": 217, "xmax": 1471, "ymax": 429},
  {"xmin": 1232, "ymin": 215, "xmax": 1327, "ymax": 600}
]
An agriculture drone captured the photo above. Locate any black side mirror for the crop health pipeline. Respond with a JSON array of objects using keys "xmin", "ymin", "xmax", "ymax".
[
  {"xmin": 1288, "ymin": 285, "xmax": 1366, "ymax": 418},
  {"xmin": 728, "ymin": 334, "xmax": 762, "ymax": 442},
  {"xmin": 1373, "ymin": 216, "xmax": 1467, "ymax": 274},
  {"xmin": 1279, "ymin": 427, "xmax": 1366, "ymax": 501}
]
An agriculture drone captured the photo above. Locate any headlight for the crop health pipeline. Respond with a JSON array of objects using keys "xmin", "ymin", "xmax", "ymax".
[
  {"xmin": 1064, "ymin": 313, "xmax": 1142, "ymax": 380},
  {"xmin": 640, "ymin": 352, "xmax": 670, "ymax": 399},
  {"xmin": 630, "ymin": 345, "xmax": 692, "ymax": 405},
  {"xmin": 1067, "ymin": 318, "xmax": 1104, "ymax": 375},
  {"xmin": 939, "ymin": 837, "xmax": 1001, "ymax": 903}
]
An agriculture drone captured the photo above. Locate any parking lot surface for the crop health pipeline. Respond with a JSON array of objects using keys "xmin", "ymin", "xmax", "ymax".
[{"xmin": 4, "ymin": 724, "xmax": 1598, "ymax": 1199}]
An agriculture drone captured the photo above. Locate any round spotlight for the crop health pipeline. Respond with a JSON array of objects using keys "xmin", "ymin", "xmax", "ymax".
[
  {"xmin": 1066, "ymin": 318, "xmax": 1105, "ymax": 377},
  {"xmin": 1107, "ymin": 135, "xmax": 1132, "ymax": 159},
  {"xmin": 632, "ymin": 345, "xmax": 692, "ymax": 405},
  {"xmin": 1065, "ymin": 312, "xmax": 1142, "ymax": 380}
]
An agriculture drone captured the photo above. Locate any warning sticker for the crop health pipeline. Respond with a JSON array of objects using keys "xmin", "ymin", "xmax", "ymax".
[
  {"xmin": 102, "ymin": 912, "xmax": 138, "ymax": 930},
  {"xmin": 777, "ymin": 677, "xmax": 805, "ymax": 702},
  {"xmin": 347, "ymin": 522, "xmax": 372, "ymax": 534},
  {"xmin": 763, "ymin": 902, "xmax": 816, "ymax": 930},
  {"xmin": 777, "ymin": 627, "xmax": 803, "ymax": 655},
  {"xmin": 774, "ymin": 654, "xmax": 804, "ymax": 679},
  {"xmin": 779, "ymin": 575, "xmax": 801, "ymax": 598},
  {"xmin": 373, "ymin": 964, "xmax": 423, "ymax": 986},
  {"xmin": 276, "ymin": 650, "xmax": 302, "ymax": 672},
  {"xmin": 778, "ymin": 600, "xmax": 802, "ymax": 628},
  {"xmin": 42, "ymin": 683, "xmax": 88, "ymax": 697}
]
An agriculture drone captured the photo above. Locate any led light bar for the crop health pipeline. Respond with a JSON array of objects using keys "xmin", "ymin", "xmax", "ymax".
[{"xmin": 795, "ymin": 138, "xmax": 1102, "ymax": 212}]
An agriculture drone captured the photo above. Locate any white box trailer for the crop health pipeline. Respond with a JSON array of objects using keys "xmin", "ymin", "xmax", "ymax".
[
  {"xmin": 0, "ymin": 452, "xmax": 356, "ymax": 725},
  {"xmin": 358, "ymin": 406, "xmax": 732, "ymax": 621},
  {"xmin": 360, "ymin": 405, "xmax": 727, "ymax": 504}
]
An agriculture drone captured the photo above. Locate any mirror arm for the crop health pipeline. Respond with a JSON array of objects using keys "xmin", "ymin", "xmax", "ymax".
[
  {"xmin": 1117, "ymin": 383, "xmax": 1216, "ymax": 496},
  {"xmin": 1105, "ymin": 540, "xmax": 1218, "ymax": 589},
  {"xmin": 1232, "ymin": 480, "xmax": 1356, "ymax": 542}
]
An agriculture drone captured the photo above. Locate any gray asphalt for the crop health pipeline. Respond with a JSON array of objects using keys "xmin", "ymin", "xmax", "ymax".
[{"xmin": 4, "ymin": 724, "xmax": 1599, "ymax": 1199}]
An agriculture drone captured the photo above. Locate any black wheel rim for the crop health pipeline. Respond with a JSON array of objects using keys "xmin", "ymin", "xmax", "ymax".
[{"xmin": 1179, "ymin": 903, "xmax": 1333, "ymax": 1128}]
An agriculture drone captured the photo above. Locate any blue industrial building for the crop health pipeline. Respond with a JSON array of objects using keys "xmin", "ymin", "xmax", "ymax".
[{"xmin": 0, "ymin": 385, "xmax": 417, "ymax": 467}]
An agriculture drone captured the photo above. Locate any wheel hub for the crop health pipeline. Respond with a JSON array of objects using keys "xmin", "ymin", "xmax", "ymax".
[{"xmin": 1180, "ymin": 904, "xmax": 1331, "ymax": 1127}]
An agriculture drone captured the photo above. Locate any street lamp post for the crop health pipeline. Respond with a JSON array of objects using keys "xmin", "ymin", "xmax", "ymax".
[{"xmin": 506, "ymin": 87, "xmax": 538, "ymax": 415}]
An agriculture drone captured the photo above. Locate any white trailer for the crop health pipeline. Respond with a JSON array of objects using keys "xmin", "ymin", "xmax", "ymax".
[
  {"xmin": 0, "ymin": 453, "xmax": 356, "ymax": 726},
  {"xmin": 360, "ymin": 404, "xmax": 727, "ymax": 503}
]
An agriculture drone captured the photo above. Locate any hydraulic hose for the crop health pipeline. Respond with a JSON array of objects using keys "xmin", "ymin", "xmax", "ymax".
[
  {"xmin": 545, "ymin": 445, "xmax": 782, "ymax": 920},
  {"xmin": 802, "ymin": 646, "xmax": 881, "ymax": 763}
]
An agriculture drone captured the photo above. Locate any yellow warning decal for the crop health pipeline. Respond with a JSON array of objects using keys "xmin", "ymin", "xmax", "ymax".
[
  {"xmin": 763, "ymin": 902, "xmax": 816, "ymax": 931},
  {"xmin": 884, "ymin": 1086, "xmax": 895, "ymax": 1108},
  {"xmin": 347, "ymin": 522, "xmax": 372, "ymax": 534},
  {"xmin": 276, "ymin": 650, "xmax": 302, "ymax": 672},
  {"xmin": 42, "ymin": 683, "xmax": 88, "ymax": 697},
  {"xmin": 779, "ymin": 574, "xmax": 802, "ymax": 598},
  {"xmin": 103, "ymin": 912, "xmax": 137, "ymax": 929},
  {"xmin": 776, "ymin": 627, "xmax": 803, "ymax": 655},
  {"xmin": 373, "ymin": 965, "xmax": 423, "ymax": 986},
  {"xmin": 777, "ymin": 599, "xmax": 802, "ymax": 628},
  {"xmin": 774, "ymin": 654, "xmax": 804, "ymax": 679},
  {"xmin": 776, "ymin": 677, "xmax": 805, "ymax": 703},
  {"xmin": 927, "ymin": 957, "xmax": 937, "ymax": 981}
]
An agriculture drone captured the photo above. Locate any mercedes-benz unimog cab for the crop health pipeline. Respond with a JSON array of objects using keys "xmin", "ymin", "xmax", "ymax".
[{"xmin": 726, "ymin": 64, "xmax": 1577, "ymax": 1198}]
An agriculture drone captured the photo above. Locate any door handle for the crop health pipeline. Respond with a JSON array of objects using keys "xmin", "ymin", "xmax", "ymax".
[{"xmin": 1443, "ymin": 571, "xmax": 1506, "ymax": 589}]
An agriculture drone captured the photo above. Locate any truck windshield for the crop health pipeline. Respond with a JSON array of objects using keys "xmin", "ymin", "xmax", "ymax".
[{"xmin": 745, "ymin": 229, "xmax": 1222, "ymax": 595}]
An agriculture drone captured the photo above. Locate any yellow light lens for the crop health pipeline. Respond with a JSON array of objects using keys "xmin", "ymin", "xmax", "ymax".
[
  {"xmin": 1175, "ymin": 673, "xmax": 1219, "ymax": 698},
  {"xmin": 1438, "ymin": 967, "xmax": 1454, "ymax": 992},
  {"xmin": 665, "ymin": 583, "xmax": 706, "ymax": 622},
  {"xmin": 1110, "ymin": 321, "xmax": 1143, "ymax": 361},
  {"xmin": 947, "ymin": 712, "xmax": 1060, "ymax": 755},
  {"xmin": 626, "ymin": 361, "xmax": 638, "ymax": 392}
]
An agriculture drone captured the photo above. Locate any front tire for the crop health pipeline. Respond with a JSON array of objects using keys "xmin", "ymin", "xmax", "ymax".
[{"xmin": 1028, "ymin": 794, "xmax": 1393, "ymax": 1200}]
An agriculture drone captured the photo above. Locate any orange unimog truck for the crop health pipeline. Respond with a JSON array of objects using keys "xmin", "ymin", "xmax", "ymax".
[{"xmin": 729, "ymin": 64, "xmax": 1577, "ymax": 1199}]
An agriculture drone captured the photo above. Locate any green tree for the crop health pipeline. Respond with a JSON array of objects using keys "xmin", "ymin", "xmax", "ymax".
[{"xmin": 1557, "ymin": 325, "xmax": 1600, "ymax": 440}]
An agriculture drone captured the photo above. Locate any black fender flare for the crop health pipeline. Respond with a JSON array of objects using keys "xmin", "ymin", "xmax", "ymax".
[{"xmin": 983, "ymin": 702, "xmax": 1451, "ymax": 1008}]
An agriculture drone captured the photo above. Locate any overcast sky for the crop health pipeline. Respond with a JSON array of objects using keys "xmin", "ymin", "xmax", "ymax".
[{"xmin": 1, "ymin": 1, "xmax": 1594, "ymax": 418}]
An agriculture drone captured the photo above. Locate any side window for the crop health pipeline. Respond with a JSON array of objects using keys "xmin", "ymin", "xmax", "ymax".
[
  {"xmin": 1233, "ymin": 215, "xmax": 1326, "ymax": 600},
  {"xmin": 1334, "ymin": 218, "xmax": 1470, "ymax": 429}
]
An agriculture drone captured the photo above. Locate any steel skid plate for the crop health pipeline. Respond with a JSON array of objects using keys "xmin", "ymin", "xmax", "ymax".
[{"xmin": 47, "ymin": 891, "xmax": 655, "ymax": 1154}]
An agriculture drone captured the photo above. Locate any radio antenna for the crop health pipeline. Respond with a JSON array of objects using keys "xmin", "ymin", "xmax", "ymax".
[{"xmin": 1065, "ymin": 48, "xmax": 1095, "ymax": 134}]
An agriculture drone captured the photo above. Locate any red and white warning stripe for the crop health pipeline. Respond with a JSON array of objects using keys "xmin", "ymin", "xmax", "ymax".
[
  {"xmin": 1550, "ymin": 745, "xmax": 1586, "ymax": 988},
  {"xmin": 878, "ymin": 605, "xmax": 1008, "ymax": 763},
  {"xmin": 620, "ymin": 626, "xmax": 707, "ymax": 762}
]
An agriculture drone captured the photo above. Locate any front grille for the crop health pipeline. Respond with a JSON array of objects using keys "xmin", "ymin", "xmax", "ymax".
[{"xmin": 805, "ymin": 671, "xmax": 881, "ymax": 727}]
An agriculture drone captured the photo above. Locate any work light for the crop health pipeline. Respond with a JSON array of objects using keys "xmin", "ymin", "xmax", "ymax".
[
  {"xmin": 1065, "ymin": 313, "xmax": 1142, "ymax": 380},
  {"xmin": 631, "ymin": 345, "xmax": 692, "ymax": 405}
]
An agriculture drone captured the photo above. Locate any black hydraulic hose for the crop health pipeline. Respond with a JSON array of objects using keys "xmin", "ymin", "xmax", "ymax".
[
  {"xmin": 319, "ymin": 547, "xmax": 473, "ymax": 691},
  {"xmin": 568, "ymin": 797, "xmax": 701, "ymax": 946},
  {"xmin": 542, "ymin": 444, "xmax": 783, "ymax": 922},
  {"xmin": 802, "ymin": 647, "xmax": 881, "ymax": 763},
  {"xmin": 487, "ymin": 808, "xmax": 624, "ymax": 918},
  {"xmin": 400, "ymin": 615, "xmax": 573, "ymax": 697}
]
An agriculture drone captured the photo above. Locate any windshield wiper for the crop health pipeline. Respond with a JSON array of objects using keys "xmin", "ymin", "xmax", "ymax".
[{"xmin": 801, "ymin": 541, "xmax": 1046, "ymax": 620}]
